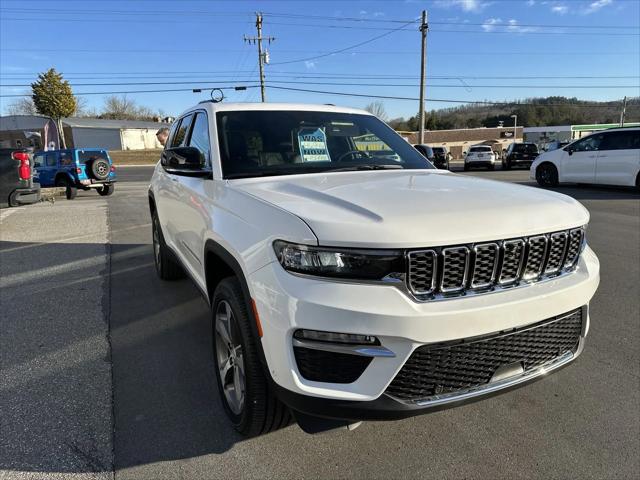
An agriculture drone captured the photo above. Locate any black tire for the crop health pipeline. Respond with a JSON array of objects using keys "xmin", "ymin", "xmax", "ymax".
[
  {"xmin": 152, "ymin": 212, "xmax": 184, "ymax": 280},
  {"xmin": 97, "ymin": 184, "xmax": 115, "ymax": 196},
  {"xmin": 211, "ymin": 277, "xmax": 292, "ymax": 437},
  {"xmin": 503, "ymin": 160, "xmax": 511, "ymax": 170},
  {"xmin": 536, "ymin": 163, "xmax": 559, "ymax": 188},
  {"xmin": 212, "ymin": 277, "xmax": 291, "ymax": 437},
  {"xmin": 445, "ymin": 161, "xmax": 450, "ymax": 171},
  {"xmin": 488, "ymin": 164, "xmax": 495, "ymax": 171},
  {"xmin": 463, "ymin": 163, "xmax": 469, "ymax": 171},
  {"xmin": 88, "ymin": 158, "xmax": 110, "ymax": 180},
  {"xmin": 56, "ymin": 176, "xmax": 77, "ymax": 200}
]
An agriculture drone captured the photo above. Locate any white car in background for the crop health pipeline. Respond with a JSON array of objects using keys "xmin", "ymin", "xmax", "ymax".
[
  {"xmin": 532, "ymin": 127, "xmax": 640, "ymax": 188},
  {"xmin": 464, "ymin": 145, "xmax": 497, "ymax": 171}
]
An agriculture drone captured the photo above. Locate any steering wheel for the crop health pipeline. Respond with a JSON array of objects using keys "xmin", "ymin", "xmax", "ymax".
[{"xmin": 336, "ymin": 150, "xmax": 371, "ymax": 162}]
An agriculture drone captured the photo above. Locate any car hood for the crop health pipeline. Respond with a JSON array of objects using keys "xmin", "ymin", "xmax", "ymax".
[{"xmin": 232, "ymin": 170, "xmax": 589, "ymax": 248}]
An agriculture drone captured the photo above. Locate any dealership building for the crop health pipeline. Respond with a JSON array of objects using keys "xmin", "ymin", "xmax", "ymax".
[{"xmin": 402, "ymin": 127, "xmax": 524, "ymax": 159}]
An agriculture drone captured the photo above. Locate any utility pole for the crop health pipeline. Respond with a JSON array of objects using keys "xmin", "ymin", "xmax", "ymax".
[
  {"xmin": 418, "ymin": 10, "xmax": 428, "ymax": 144},
  {"xmin": 244, "ymin": 12, "xmax": 275, "ymax": 102},
  {"xmin": 620, "ymin": 96, "xmax": 627, "ymax": 127}
]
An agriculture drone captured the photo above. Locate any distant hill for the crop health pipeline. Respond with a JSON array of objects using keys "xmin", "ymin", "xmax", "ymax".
[{"xmin": 389, "ymin": 96, "xmax": 640, "ymax": 131}]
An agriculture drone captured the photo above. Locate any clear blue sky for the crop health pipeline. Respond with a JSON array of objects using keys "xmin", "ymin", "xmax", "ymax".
[{"xmin": 1, "ymin": 0, "xmax": 639, "ymax": 119}]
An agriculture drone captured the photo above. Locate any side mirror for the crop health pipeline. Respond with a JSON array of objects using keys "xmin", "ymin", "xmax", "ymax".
[
  {"xmin": 161, "ymin": 147, "xmax": 210, "ymax": 176},
  {"xmin": 566, "ymin": 147, "xmax": 573, "ymax": 156}
]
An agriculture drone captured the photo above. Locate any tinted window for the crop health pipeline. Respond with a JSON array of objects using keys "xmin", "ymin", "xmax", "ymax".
[
  {"xmin": 45, "ymin": 153, "xmax": 57, "ymax": 166},
  {"xmin": 599, "ymin": 130, "xmax": 640, "ymax": 151},
  {"xmin": 77, "ymin": 151, "xmax": 108, "ymax": 164},
  {"xmin": 33, "ymin": 154, "xmax": 45, "ymax": 167},
  {"xmin": 216, "ymin": 111, "xmax": 433, "ymax": 179},
  {"xmin": 571, "ymin": 134, "xmax": 604, "ymax": 152},
  {"xmin": 171, "ymin": 114, "xmax": 194, "ymax": 147},
  {"xmin": 470, "ymin": 146, "xmax": 492, "ymax": 152},
  {"xmin": 188, "ymin": 112, "xmax": 211, "ymax": 165},
  {"xmin": 512, "ymin": 144, "xmax": 538, "ymax": 153}
]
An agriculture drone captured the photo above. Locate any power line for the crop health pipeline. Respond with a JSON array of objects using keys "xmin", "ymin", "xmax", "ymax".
[
  {"xmin": 3, "ymin": 79, "xmax": 637, "ymax": 89},
  {"xmin": 0, "ymin": 85, "xmax": 260, "ymax": 98},
  {"xmin": 264, "ymin": 85, "xmax": 639, "ymax": 107},
  {"xmin": 269, "ymin": 19, "xmax": 418, "ymax": 66}
]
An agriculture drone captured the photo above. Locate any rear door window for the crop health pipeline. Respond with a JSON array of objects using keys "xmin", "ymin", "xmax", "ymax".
[
  {"xmin": 187, "ymin": 112, "xmax": 211, "ymax": 165},
  {"xmin": 77, "ymin": 151, "xmax": 109, "ymax": 164},
  {"xmin": 599, "ymin": 131, "xmax": 640, "ymax": 151},
  {"xmin": 45, "ymin": 152, "xmax": 58, "ymax": 166}
]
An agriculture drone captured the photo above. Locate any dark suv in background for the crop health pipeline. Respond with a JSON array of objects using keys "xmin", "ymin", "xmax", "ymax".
[
  {"xmin": 413, "ymin": 144, "xmax": 448, "ymax": 169},
  {"xmin": 503, "ymin": 142, "xmax": 539, "ymax": 170},
  {"xmin": 33, "ymin": 148, "xmax": 116, "ymax": 200},
  {"xmin": 0, "ymin": 148, "xmax": 41, "ymax": 208}
]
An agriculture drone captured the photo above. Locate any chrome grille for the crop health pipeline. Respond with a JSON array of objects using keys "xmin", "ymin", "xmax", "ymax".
[
  {"xmin": 471, "ymin": 243, "xmax": 499, "ymax": 289},
  {"xmin": 407, "ymin": 250, "xmax": 436, "ymax": 295},
  {"xmin": 523, "ymin": 235, "xmax": 548, "ymax": 281},
  {"xmin": 564, "ymin": 228, "xmax": 584, "ymax": 268},
  {"xmin": 440, "ymin": 247, "xmax": 469, "ymax": 293},
  {"xmin": 499, "ymin": 239, "xmax": 525, "ymax": 285},
  {"xmin": 545, "ymin": 232, "xmax": 568, "ymax": 274},
  {"xmin": 406, "ymin": 227, "xmax": 585, "ymax": 301}
]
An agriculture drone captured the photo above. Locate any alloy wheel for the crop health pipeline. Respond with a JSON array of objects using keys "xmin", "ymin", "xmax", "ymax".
[{"xmin": 215, "ymin": 300, "xmax": 246, "ymax": 415}]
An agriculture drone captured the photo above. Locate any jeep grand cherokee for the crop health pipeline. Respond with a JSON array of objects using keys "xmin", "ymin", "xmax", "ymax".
[{"xmin": 148, "ymin": 102, "xmax": 599, "ymax": 435}]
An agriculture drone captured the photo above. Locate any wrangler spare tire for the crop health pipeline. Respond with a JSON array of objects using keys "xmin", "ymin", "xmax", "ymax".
[{"xmin": 88, "ymin": 157, "xmax": 110, "ymax": 180}]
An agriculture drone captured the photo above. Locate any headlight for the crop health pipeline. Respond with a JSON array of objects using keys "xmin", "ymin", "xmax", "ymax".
[{"xmin": 273, "ymin": 240, "xmax": 404, "ymax": 281}]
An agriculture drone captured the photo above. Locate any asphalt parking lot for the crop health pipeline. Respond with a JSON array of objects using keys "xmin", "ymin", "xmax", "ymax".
[{"xmin": 1, "ymin": 165, "xmax": 638, "ymax": 480}]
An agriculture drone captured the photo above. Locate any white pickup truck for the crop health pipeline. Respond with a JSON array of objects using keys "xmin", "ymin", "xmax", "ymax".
[{"xmin": 148, "ymin": 102, "xmax": 599, "ymax": 435}]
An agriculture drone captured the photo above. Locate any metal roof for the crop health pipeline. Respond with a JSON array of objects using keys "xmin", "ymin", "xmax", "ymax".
[
  {"xmin": 0, "ymin": 115, "xmax": 56, "ymax": 130},
  {"xmin": 61, "ymin": 117, "xmax": 170, "ymax": 129}
]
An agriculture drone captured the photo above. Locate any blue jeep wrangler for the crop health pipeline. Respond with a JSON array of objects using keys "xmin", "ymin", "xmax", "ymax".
[{"xmin": 33, "ymin": 149, "xmax": 116, "ymax": 199}]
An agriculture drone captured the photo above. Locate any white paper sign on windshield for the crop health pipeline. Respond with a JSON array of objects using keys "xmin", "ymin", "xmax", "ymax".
[{"xmin": 298, "ymin": 127, "xmax": 331, "ymax": 162}]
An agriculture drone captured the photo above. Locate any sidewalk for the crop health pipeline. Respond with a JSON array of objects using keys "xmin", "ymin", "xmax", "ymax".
[{"xmin": 0, "ymin": 198, "xmax": 114, "ymax": 479}]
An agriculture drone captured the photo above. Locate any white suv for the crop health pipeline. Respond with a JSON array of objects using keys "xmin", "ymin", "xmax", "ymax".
[
  {"xmin": 531, "ymin": 127, "xmax": 640, "ymax": 188},
  {"xmin": 149, "ymin": 102, "xmax": 600, "ymax": 435},
  {"xmin": 464, "ymin": 145, "xmax": 497, "ymax": 171}
]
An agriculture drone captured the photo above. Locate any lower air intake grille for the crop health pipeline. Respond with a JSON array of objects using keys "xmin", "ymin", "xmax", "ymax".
[
  {"xmin": 385, "ymin": 308, "xmax": 583, "ymax": 402},
  {"xmin": 294, "ymin": 347, "xmax": 372, "ymax": 383}
]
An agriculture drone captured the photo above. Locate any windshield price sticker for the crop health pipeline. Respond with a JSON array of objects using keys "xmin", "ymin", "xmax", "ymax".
[{"xmin": 298, "ymin": 127, "xmax": 331, "ymax": 162}]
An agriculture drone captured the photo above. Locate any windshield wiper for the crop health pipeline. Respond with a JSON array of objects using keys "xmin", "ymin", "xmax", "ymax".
[{"xmin": 325, "ymin": 164, "xmax": 403, "ymax": 173}]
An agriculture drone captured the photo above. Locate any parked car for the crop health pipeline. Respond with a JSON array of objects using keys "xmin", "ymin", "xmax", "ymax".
[
  {"xmin": 464, "ymin": 145, "xmax": 497, "ymax": 170},
  {"xmin": 503, "ymin": 142, "xmax": 539, "ymax": 170},
  {"xmin": 33, "ymin": 149, "xmax": 116, "ymax": 199},
  {"xmin": 412, "ymin": 144, "xmax": 438, "ymax": 167},
  {"xmin": 431, "ymin": 146, "xmax": 451, "ymax": 170},
  {"xmin": 149, "ymin": 102, "xmax": 599, "ymax": 436},
  {"xmin": 0, "ymin": 148, "xmax": 41, "ymax": 208},
  {"xmin": 532, "ymin": 127, "xmax": 640, "ymax": 188}
]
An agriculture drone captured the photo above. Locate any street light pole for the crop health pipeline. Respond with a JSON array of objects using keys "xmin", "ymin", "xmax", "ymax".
[{"xmin": 511, "ymin": 114, "xmax": 518, "ymax": 145}]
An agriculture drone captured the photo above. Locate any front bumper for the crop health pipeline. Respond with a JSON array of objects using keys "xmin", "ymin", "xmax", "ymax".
[{"xmin": 250, "ymin": 246, "xmax": 599, "ymax": 415}]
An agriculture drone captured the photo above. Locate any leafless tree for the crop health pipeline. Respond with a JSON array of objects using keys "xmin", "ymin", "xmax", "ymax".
[
  {"xmin": 101, "ymin": 95, "xmax": 157, "ymax": 120},
  {"xmin": 364, "ymin": 101, "xmax": 388, "ymax": 121},
  {"xmin": 4, "ymin": 96, "xmax": 38, "ymax": 115}
]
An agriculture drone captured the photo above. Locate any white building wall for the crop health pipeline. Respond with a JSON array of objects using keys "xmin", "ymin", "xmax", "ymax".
[{"xmin": 120, "ymin": 128, "xmax": 163, "ymax": 150}]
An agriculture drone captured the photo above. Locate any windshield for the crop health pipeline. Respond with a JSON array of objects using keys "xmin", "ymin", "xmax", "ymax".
[
  {"xmin": 432, "ymin": 147, "xmax": 445, "ymax": 154},
  {"xmin": 469, "ymin": 146, "xmax": 492, "ymax": 153},
  {"xmin": 77, "ymin": 150, "xmax": 109, "ymax": 164},
  {"xmin": 216, "ymin": 110, "xmax": 433, "ymax": 179},
  {"xmin": 513, "ymin": 144, "xmax": 538, "ymax": 153}
]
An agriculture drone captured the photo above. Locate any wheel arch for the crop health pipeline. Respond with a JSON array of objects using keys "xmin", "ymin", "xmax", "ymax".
[{"xmin": 204, "ymin": 239, "xmax": 270, "ymax": 370}]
